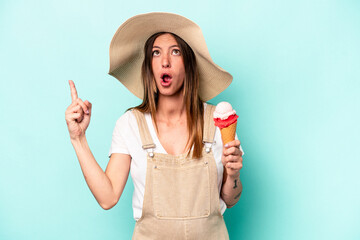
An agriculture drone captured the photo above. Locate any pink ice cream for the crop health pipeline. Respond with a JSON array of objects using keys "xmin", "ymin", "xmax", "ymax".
[{"xmin": 213, "ymin": 102, "xmax": 238, "ymax": 129}]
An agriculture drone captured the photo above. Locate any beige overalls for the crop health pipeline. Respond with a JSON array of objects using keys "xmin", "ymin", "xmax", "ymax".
[{"xmin": 132, "ymin": 104, "xmax": 230, "ymax": 240}]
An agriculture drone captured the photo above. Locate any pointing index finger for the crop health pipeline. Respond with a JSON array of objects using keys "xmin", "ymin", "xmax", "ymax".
[{"xmin": 69, "ymin": 80, "xmax": 78, "ymax": 102}]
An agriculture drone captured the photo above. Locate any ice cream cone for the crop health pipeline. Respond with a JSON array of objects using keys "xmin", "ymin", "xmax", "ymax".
[
  {"xmin": 213, "ymin": 102, "xmax": 239, "ymax": 145},
  {"xmin": 220, "ymin": 121, "xmax": 237, "ymax": 144}
]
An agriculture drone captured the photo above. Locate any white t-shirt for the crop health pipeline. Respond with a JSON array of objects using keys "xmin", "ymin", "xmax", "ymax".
[{"xmin": 108, "ymin": 103, "xmax": 244, "ymax": 221}]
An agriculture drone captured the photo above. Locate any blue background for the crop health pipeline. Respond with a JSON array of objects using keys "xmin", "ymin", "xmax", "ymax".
[{"xmin": 0, "ymin": 0, "xmax": 359, "ymax": 239}]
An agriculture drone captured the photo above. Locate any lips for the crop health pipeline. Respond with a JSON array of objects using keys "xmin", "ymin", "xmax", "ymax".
[
  {"xmin": 160, "ymin": 73, "xmax": 172, "ymax": 86},
  {"xmin": 161, "ymin": 73, "xmax": 172, "ymax": 82}
]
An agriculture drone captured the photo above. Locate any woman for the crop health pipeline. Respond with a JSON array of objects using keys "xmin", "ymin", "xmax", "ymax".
[{"xmin": 65, "ymin": 12, "xmax": 244, "ymax": 239}]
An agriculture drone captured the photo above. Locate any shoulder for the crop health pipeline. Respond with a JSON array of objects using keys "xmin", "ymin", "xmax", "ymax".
[
  {"xmin": 114, "ymin": 110, "xmax": 137, "ymax": 130},
  {"xmin": 204, "ymin": 102, "xmax": 215, "ymax": 107},
  {"xmin": 203, "ymin": 102, "xmax": 216, "ymax": 122},
  {"xmin": 203, "ymin": 102, "xmax": 215, "ymax": 111},
  {"xmin": 118, "ymin": 108, "xmax": 142, "ymax": 121}
]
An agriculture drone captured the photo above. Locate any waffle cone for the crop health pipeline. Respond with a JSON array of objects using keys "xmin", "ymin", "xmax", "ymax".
[{"xmin": 220, "ymin": 122, "xmax": 237, "ymax": 144}]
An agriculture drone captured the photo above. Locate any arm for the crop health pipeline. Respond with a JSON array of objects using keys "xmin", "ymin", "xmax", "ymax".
[
  {"xmin": 221, "ymin": 167, "xmax": 242, "ymax": 208},
  {"xmin": 220, "ymin": 140, "xmax": 243, "ymax": 208},
  {"xmin": 71, "ymin": 135, "xmax": 131, "ymax": 210},
  {"xmin": 65, "ymin": 80, "xmax": 130, "ymax": 210}
]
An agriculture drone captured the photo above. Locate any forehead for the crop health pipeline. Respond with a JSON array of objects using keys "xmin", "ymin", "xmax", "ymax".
[{"xmin": 153, "ymin": 33, "xmax": 177, "ymax": 46}]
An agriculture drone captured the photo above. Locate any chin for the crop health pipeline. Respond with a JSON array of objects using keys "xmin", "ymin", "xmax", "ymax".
[{"xmin": 158, "ymin": 88, "xmax": 183, "ymax": 97}]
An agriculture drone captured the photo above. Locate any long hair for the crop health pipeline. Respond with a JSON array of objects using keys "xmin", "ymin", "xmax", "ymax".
[{"xmin": 131, "ymin": 32, "xmax": 204, "ymax": 158}]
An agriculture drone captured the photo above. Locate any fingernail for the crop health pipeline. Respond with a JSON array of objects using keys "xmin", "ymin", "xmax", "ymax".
[
  {"xmin": 224, "ymin": 144, "xmax": 229, "ymax": 148},
  {"xmin": 86, "ymin": 110, "xmax": 89, "ymax": 114}
]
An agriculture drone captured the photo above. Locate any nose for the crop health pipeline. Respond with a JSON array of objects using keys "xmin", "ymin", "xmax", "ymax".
[{"xmin": 161, "ymin": 55, "xmax": 171, "ymax": 68}]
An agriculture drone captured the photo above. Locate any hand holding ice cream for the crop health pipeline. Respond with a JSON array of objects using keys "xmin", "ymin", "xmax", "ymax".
[{"xmin": 214, "ymin": 102, "xmax": 243, "ymax": 178}]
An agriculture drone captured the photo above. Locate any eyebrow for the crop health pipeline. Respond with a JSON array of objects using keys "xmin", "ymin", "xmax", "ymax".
[{"xmin": 152, "ymin": 45, "xmax": 179, "ymax": 49}]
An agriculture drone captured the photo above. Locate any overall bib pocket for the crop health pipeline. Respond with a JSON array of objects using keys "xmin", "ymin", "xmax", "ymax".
[{"xmin": 152, "ymin": 161, "xmax": 210, "ymax": 219}]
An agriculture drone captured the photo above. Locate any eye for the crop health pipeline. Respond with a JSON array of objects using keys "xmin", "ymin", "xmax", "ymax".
[
  {"xmin": 172, "ymin": 49, "xmax": 181, "ymax": 55},
  {"xmin": 152, "ymin": 50, "xmax": 160, "ymax": 56}
]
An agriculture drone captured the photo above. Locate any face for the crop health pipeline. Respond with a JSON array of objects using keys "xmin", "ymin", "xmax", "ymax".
[{"xmin": 151, "ymin": 33, "xmax": 186, "ymax": 97}]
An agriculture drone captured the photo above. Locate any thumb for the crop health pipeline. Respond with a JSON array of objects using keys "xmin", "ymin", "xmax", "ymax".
[{"xmin": 84, "ymin": 100, "xmax": 92, "ymax": 114}]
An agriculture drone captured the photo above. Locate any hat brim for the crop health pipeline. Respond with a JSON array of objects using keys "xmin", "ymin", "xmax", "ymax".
[{"xmin": 109, "ymin": 12, "xmax": 233, "ymax": 101}]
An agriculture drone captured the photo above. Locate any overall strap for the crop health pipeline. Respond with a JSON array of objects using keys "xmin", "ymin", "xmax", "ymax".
[
  {"xmin": 203, "ymin": 104, "xmax": 216, "ymax": 152},
  {"xmin": 132, "ymin": 109, "xmax": 156, "ymax": 157}
]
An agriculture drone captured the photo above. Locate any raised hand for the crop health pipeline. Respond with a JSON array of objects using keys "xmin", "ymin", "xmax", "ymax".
[{"xmin": 65, "ymin": 80, "xmax": 92, "ymax": 140}]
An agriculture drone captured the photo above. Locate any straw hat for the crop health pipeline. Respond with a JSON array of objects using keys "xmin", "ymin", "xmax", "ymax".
[{"xmin": 108, "ymin": 12, "xmax": 233, "ymax": 101}]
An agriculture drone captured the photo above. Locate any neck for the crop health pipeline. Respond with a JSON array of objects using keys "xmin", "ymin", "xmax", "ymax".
[{"xmin": 156, "ymin": 93, "xmax": 186, "ymax": 122}]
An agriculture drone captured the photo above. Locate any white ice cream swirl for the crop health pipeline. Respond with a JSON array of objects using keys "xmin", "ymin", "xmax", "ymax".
[{"xmin": 213, "ymin": 102, "xmax": 237, "ymax": 120}]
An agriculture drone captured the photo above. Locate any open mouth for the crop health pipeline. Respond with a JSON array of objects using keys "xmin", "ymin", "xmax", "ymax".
[{"xmin": 161, "ymin": 73, "xmax": 172, "ymax": 83}]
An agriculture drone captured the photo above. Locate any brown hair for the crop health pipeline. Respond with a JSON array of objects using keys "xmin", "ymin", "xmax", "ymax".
[{"xmin": 131, "ymin": 32, "xmax": 204, "ymax": 158}]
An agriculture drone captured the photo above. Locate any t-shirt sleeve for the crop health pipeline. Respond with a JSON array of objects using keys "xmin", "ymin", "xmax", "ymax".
[{"xmin": 108, "ymin": 112, "xmax": 131, "ymax": 158}]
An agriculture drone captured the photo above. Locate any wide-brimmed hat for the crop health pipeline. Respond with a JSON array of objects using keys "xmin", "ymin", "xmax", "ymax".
[{"xmin": 108, "ymin": 12, "xmax": 233, "ymax": 101}]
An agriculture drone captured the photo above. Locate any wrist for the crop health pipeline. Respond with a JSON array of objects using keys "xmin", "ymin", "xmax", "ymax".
[
  {"xmin": 226, "ymin": 170, "xmax": 240, "ymax": 180},
  {"xmin": 71, "ymin": 134, "xmax": 87, "ymax": 146}
]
